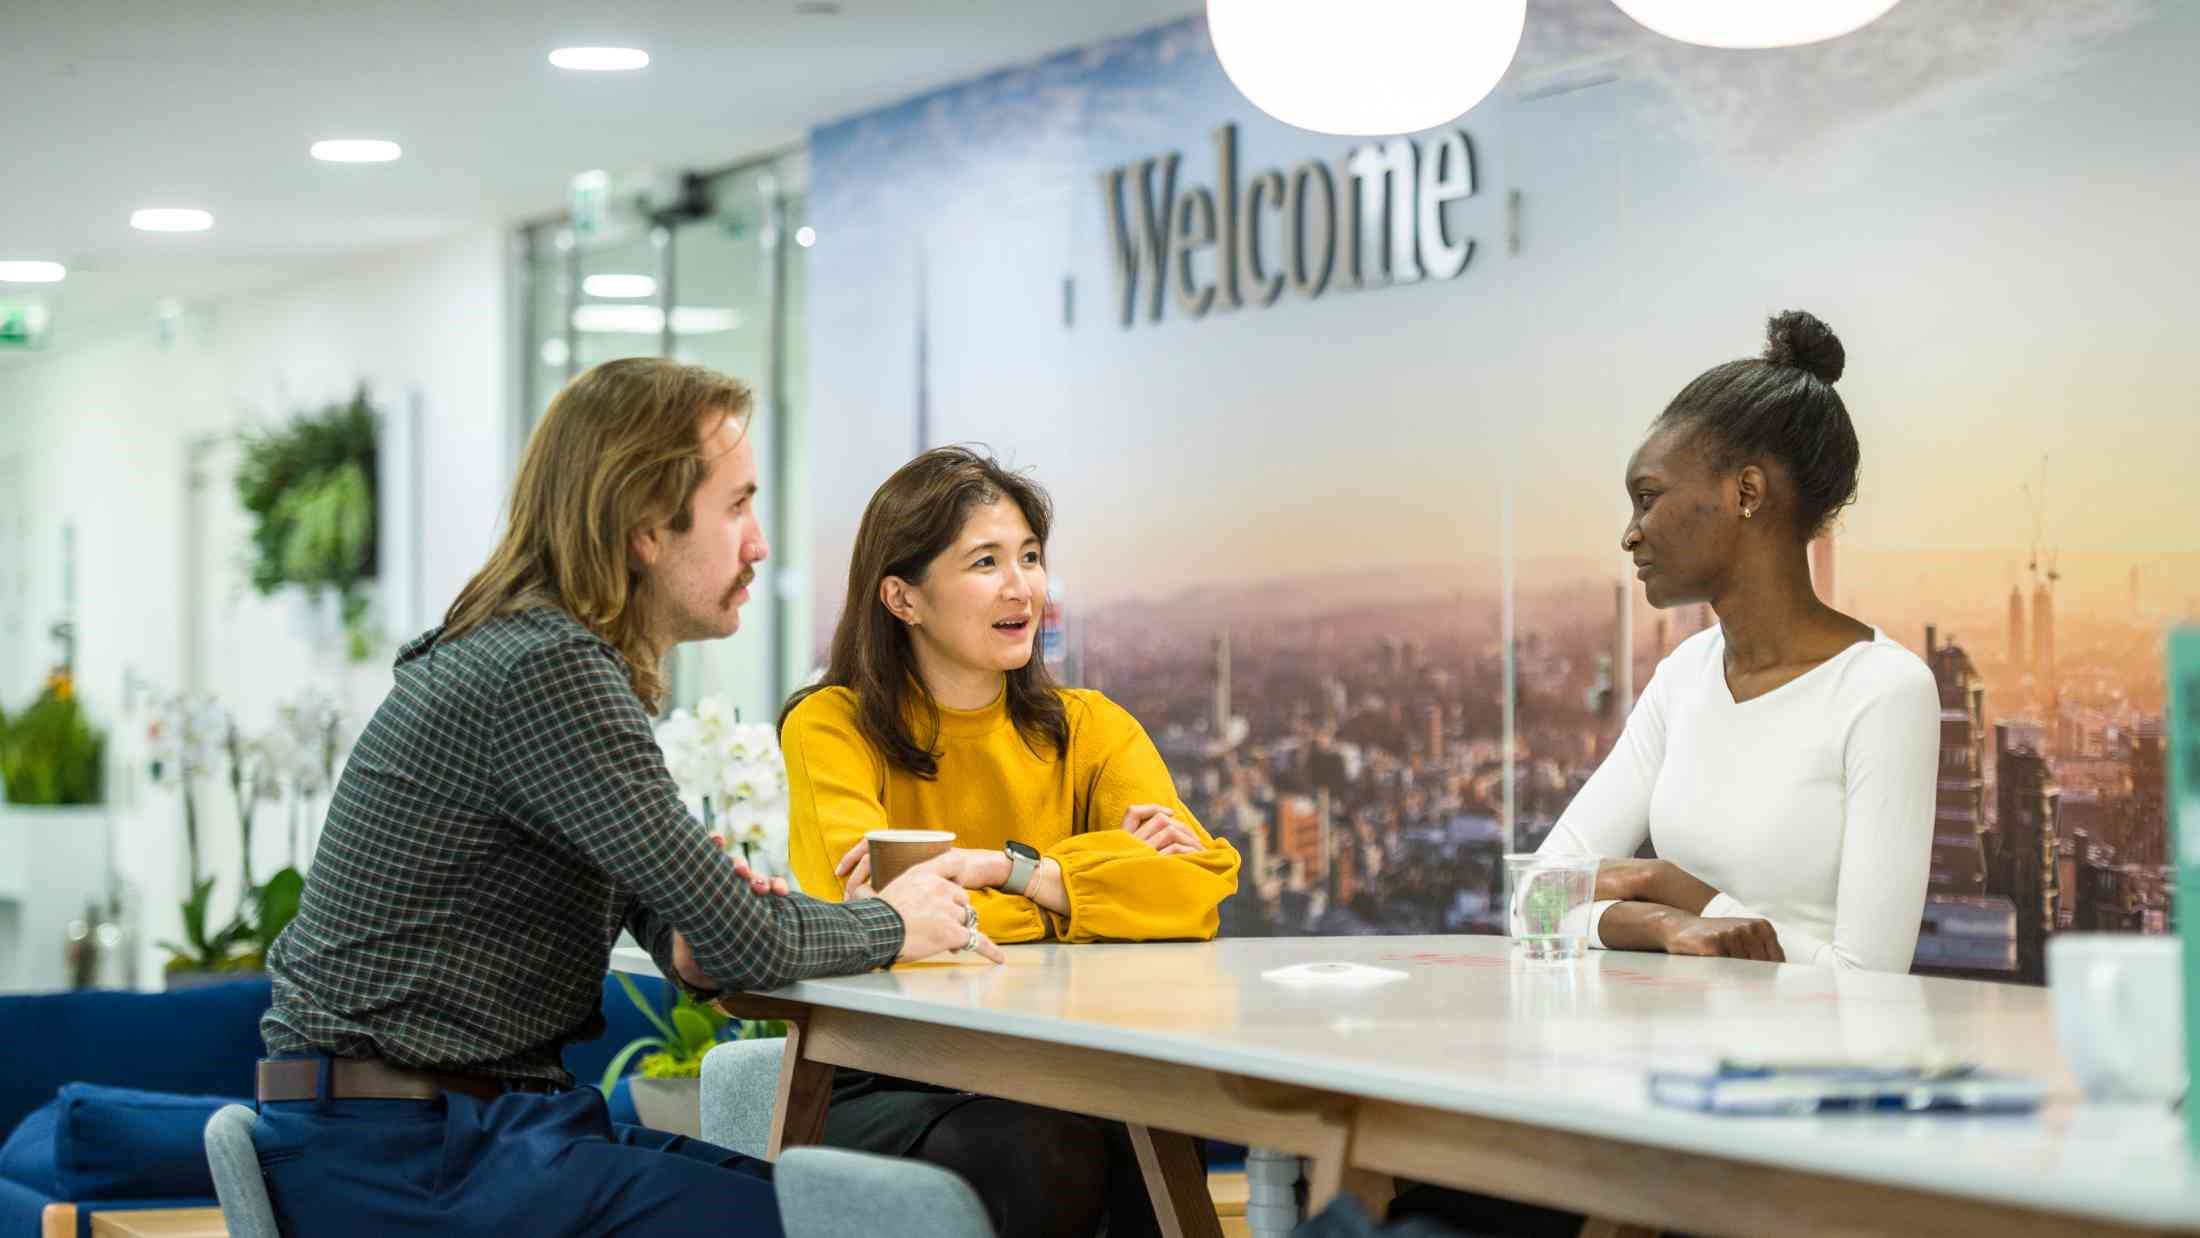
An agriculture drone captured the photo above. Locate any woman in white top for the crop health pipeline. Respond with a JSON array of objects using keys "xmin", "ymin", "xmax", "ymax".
[{"xmin": 1538, "ymin": 310, "xmax": 1940, "ymax": 972}]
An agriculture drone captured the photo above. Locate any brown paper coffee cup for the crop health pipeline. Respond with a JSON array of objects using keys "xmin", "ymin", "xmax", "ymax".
[{"xmin": 866, "ymin": 829, "xmax": 955, "ymax": 891}]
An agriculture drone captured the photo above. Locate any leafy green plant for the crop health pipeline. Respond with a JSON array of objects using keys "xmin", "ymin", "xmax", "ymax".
[
  {"xmin": 159, "ymin": 864, "xmax": 305, "ymax": 975},
  {"xmin": 160, "ymin": 877, "xmax": 253, "ymax": 974},
  {"xmin": 0, "ymin": 678, "xmax": 106, "ymax": 805},
  {"xmin": 250, "ymin": 867, "xmax": 306, "ymax": 961},
  {"xmin": 597, "ymin": 973, "xmax": 786, "ymax": 1092},
  {"xmin": 236, "ymin": 387, "xmax": 379, "ymax": 660}
]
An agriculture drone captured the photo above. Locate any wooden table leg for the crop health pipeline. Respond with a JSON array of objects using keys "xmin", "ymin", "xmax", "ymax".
[
  {"xmin": 1128, "ymin": 1124, "xmax": 1226, "ymax": 1238},
  {"xmin": 766, "ymin": 1016, "xmax": 834, "ymax": 1160},
  {"xmin": 1302, "ymin": 1110, "xmax": 1392, "ymax": 1222}
]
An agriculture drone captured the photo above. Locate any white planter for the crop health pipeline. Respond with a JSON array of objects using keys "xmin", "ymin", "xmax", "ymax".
[
  {"xmin": 628, "ymin": 1075, "xmax": 705, "ymax": 1139},
  {"xmin": 0, "ymin": 803, "xmax": 113, "ymax": 993}
]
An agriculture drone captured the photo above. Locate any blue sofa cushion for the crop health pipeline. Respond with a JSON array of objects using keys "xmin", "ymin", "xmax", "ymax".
[
  {"xmin": 50, "ymin": 1084, "xmax": 233, "ymax": 1201},
  {"xmin": 0, "ymin": 1097, "xmax": 59, "ymax": 1196},
  {"xmin": 0, "ymin": 978, "xmax": 270, "ymax": 1137},
  {"xmin": 0, "ymin": 1173, "xmax": 52, "ymax": 1238}
]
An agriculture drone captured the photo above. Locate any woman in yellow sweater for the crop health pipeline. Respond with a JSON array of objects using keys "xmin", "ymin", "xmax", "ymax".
[{"xmin": 781, "ymin": 445, "xmax": 1239, "ymax": 1238}]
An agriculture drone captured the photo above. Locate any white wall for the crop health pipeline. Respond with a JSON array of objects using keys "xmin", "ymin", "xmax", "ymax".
[{"xmin": 0, "ymin": 227, "xmax": 511, "ymax": 990}]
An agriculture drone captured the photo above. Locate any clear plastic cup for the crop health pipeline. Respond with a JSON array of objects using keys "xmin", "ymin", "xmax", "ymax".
[{"xmin": 1504, "ymin": 853, "xmax": 1598, "ymax": 964}]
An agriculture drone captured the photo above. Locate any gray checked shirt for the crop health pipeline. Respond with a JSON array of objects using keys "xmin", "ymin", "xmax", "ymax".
[{"xmin": 261, "ymin": 607, "xmax": 905, "ymax": 1085}]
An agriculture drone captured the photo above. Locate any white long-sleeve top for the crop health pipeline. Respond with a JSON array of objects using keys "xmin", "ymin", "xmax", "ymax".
[{"xmin": 1538, "ymin": 625, "xmax": 1941, "ymax": 972}]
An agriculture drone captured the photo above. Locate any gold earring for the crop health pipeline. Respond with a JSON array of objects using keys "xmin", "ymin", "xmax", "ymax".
[{"xmin": 1741, "ymin": 507, "xmax": 1754, "ymax": 520}]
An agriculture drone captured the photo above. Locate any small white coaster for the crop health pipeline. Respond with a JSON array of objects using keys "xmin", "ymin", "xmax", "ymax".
[{"xmin": 1260, "ymin": 961, "xmax": 1410, "ymax": 989}]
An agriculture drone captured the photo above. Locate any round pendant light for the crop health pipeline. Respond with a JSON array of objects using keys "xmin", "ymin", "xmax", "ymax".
[
  {"xmin": 1207, "ymin": 0, "xmax": 1526, "ymax": 136},
  {"xmin": 1608, "ymin": 0, "xmax": 1903, "ymax": 49}
]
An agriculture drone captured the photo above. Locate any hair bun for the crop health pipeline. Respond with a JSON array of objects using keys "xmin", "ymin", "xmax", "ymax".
[{"xmin": 1762, "ymin": 310, "xmax": 1845, "ymax": 384}]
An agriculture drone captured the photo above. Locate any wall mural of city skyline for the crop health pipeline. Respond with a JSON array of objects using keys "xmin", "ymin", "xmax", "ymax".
[{"xmin": 805, "ymin": 0, "xmax": 2195, "ymax": 981}]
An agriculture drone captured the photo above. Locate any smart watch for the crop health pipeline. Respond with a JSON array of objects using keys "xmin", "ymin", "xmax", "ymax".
[{"xmin": 1001, "ymin": 840, "xmax": 1042, "ymax": 896}]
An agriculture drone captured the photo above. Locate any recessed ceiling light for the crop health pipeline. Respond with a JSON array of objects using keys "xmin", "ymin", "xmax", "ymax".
[
  {"xmin": 582, "ymin": 273, "xmax": 657, "ymax": 299},
  {"xmin": 311, "ymin": 139, "xmax": 402, "ymax": 163},
  {"xmin": 549, "ymin": 47, "xmax": 649, "ymax": 71},
  {"xmin": 0, "ymin": 260, "xmax": 67, "ymax": 283},
  {"xmin": 131, "ymin": 208, "xmax": 214, "ymax": 232},
  {"xmin": 794, "ymin": 227, "xmax": 817, "ymax": 249}
]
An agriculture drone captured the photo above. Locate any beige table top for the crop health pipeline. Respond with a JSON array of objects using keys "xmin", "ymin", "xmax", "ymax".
[{"xmin": 613, "ymin": 933, "xmax": 2199, "ymax": 1232}]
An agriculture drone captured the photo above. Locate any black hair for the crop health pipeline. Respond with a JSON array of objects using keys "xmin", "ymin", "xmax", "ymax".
[{"xmin": 1653, "ymin": 310, "xmax": 1859, "ymax": 538}]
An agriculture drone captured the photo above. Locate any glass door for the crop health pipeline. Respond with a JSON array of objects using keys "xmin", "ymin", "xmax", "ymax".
[{"xmin": 518, "ymin": 151, "xmax": 812, "ymax": 726}]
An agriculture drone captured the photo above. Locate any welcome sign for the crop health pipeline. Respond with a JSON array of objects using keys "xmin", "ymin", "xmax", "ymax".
[{"xmin": 1100, "ymin": 122, "xmax": 1478, "ymax": 327}]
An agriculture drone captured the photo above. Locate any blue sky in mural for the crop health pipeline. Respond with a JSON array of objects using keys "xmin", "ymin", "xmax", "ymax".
[{"xmin": 806, "ymin": 0, "xmax": 2195, "ymax": 623}]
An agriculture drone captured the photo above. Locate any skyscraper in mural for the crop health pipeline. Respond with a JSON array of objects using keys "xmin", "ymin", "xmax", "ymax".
[
  {"xmin": 1927, "ymin": 627, "xmax": 1989, "ymax": 896},
  {"xmin": 2032, "ymin": 581, "xmax": 2056, "ymax": 687},
  {"xmin": 1994, "ymin": 721, "xmax": 2062, "ymax": 985},
  {"xmin": 1913, "ymin": 627, "xmax": 2019, "ymax": 975},
  {"xmin": 911, "ymin": 249, "xmax": 930, "ymax": 455}
]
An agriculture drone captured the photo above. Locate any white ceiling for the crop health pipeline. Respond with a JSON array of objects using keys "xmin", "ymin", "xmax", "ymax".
[{"xmin": 1, "ymin": 0, "xmax": 1202, "ymax": 341}]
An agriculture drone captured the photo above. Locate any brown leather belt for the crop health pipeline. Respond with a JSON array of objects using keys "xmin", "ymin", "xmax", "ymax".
[{"xmin": 257, "ymin": 1057, "xmax": 548, "ymax": 1103}]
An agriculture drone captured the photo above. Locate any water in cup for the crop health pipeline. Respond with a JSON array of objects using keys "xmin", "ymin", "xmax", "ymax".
[{"xmin": 1505, "ymin": 853, "xmax": 1598, "ymax": 964}]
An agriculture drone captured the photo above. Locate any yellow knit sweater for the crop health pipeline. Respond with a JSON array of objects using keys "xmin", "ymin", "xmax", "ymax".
[{"xmin": 784, "ymin": 686, "xmax": 1240, "ymax": 943}]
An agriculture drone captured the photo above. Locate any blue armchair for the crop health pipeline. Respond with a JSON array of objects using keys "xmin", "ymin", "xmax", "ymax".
[{"xmin": 0, "ymin": 972, "xmax": 670, "ymax": 1238}]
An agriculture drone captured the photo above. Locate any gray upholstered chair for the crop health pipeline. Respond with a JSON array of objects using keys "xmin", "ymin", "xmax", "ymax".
[
  {"xmin": 699, "ymin": 1036, "xmax": 789, "ymax": 1159},
  {"xmin": 203, "ymin": 1103, "xmax": 281, "ymax": 1238},
  {"xmin": 776, "ymin": 1146, "xmax": 994, "ymax": 1238}
]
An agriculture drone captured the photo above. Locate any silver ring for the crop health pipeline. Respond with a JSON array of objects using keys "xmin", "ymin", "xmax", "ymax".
[
  {"xmin": 964, "ymin": 904, "xmax": 978, "ymax": 929},
  {"xmin": 961, "ymin": 927, "xmax": 980, "ymax": 953}
]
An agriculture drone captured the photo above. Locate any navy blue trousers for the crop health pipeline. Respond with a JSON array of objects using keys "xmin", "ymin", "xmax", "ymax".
[{"xmin": 254, "ymin": 1085, "xmax": 781, "ymax": 1237}]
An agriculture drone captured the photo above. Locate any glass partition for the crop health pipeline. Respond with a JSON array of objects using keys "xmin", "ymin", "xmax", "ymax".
[{"xmin": 516, "ymin": 150, "xmax": 811, "ymax": 725}]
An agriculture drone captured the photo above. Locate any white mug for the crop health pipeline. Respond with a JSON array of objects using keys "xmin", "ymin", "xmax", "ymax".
[{"xmin": 2046, "ymin": 934, "xmax": 2185, "ymax": 1104}]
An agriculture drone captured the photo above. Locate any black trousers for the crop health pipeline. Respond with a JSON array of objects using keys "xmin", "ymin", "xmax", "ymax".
[{"xmin": 821, "ymin": 1068, "xmax": 1175, "ymax": 1238}]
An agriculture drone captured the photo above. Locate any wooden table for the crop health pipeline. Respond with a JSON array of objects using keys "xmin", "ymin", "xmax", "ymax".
[
  {"xmin": 87, "ymin": 1209, "xmax": 227, "ymax": 1237},
  {"xmin": 614, "ymin": 935, "xmax": 2200, "ymax": 1237}
]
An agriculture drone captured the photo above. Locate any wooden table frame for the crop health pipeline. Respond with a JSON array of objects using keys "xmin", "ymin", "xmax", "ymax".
[{"xmin": 725, "ymin": 995, "xmax": 2178, "ymax": 1238}]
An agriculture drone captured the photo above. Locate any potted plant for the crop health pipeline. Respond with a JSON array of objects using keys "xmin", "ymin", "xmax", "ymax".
[
  {"xmin": 0, "ymin": 671, "xmax": 105, "ymax": 805},
  {"xmin": 235, "ymin": 386, "xmax": 381, "ymax": 662},
  {"xmin": 598, "ymin": 973, "xmax": 786, "ymax": 1138},
  {"xmin": 0, "ymin": 671, "xmax": 112, "ymax": 991},
  {"xmin": 145, "ymin": 694, "xmax": 308, "ymax": 986}
]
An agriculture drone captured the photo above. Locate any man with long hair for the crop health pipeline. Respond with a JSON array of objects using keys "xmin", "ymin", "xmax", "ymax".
[{"xmin": 251, "ymin": 359, "xmax": 1000, "ymax": 1237}]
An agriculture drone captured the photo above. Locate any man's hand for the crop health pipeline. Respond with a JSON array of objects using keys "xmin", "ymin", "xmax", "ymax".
[
  {"xmin": 878, "ymin": 857, "xmax": 1005, "ymax": 964},
  {"xmin": 711, "ymin": 834, "xmax": 791, "ymax": 898},
  {"xmin": 1121, "ymin": 804, "xmax": 1204, "ymax": 856},
  {"xmin": 1595, "ymin": 858, "xmax": 1717, "ymax": 915},
  {"xmin": 836, "ymin": 842, "xmax": 1009, "ymax": 900},
  {"xmin": 1660, "ymin": 914, "xmax": 1785, "ymax": 963}
]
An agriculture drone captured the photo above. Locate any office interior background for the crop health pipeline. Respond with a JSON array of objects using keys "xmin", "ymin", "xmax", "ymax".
[{"xmin": 1, "ymin": 0, "xmax": 2191, "ymax": 994}]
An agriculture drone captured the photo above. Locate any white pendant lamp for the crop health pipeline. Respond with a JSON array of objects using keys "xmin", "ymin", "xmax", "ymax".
[
  {"xmin": 1609, "ymin": 0, "xmax": 1902, "ymax": 49},
  {"xmin": 1207, "ymin": 0, "xmax": 1526, "ymax": 136}
]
